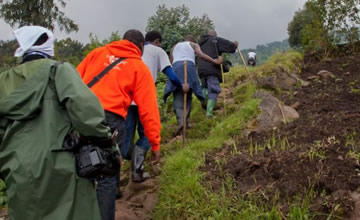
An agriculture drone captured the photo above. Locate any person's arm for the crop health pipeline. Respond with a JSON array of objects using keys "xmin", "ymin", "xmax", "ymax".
[
  {"xmin": 163, "ymin": 66, "xmax": 190, "ymax": 93},
  {"xmin": 162, "ymin": 66, "xmax": 182, "ymax": 87},
  {"xmin": 191, "ymin": 42, "xmax": 223, "ymax": 64},
  {"xmin": 216, "ymin": 37, "xmax": 238, "ymax": 53},
  {"xmin": 132, "ymin": 63, "xmax": 161, "ymax": 163}
]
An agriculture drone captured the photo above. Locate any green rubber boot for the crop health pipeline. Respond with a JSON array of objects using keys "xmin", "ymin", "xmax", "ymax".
[
  {"xmin": 201, "ymin": 88, "xmax": 208, "ymax": 110},
  {"xmin": 202, "ymin": 88, "xmax": 208, "ymax": 100},
  {"xmin": 206, "ymin": 99, "xmax": 216, "ymax": 117}
]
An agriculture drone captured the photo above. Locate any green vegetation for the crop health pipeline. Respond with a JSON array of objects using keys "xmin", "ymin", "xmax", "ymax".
[
  {"xmin": 288, "ymin": 0, "xmax": 360, "ymax": 55},
  {"xmin": 146, "ymin": 4, "xmax": 214, "ymax": 53},
  {"xmin": 0, "ymin": 0, "xmax": 78, "ymax": 33},
  {"xmin": 0, "ymin": 179, "xmax": 7, "ymax": 207},
  {"xmin": 154, "ymin": 51, "xmax": 312, "ymax": 219}
]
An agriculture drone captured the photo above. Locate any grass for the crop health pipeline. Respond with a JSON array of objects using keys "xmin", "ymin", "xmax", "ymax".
[
  {"xmin": 153, "ymin": 50, "xmax": 336, "ymax": 219},
  {"xmin": 0, "ymin": 179, "xmax": 7, "ymax": 208}
]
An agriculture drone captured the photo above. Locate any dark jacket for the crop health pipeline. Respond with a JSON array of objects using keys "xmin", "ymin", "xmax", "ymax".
[{"xmin": 197, "ymin": 35, "xmax": 237, "ymax": 82}]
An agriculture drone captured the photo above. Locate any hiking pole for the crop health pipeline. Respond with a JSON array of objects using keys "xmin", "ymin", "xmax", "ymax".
[
  {"xmin": 220, "ymin": 63, "xmax": 226, "ymax": 116},
  {"xmin": 237, "ymin": 46, "xmax": 250, "ymax": 75},
  {"xmin": 182, "ymin": 60, "xmax": 188, "ymax": 146}
]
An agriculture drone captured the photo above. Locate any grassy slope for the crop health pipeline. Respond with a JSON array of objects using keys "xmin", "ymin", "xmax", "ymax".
[{"xmin": 154, "ymin": 51, "xmax": 305, "ymax": 219}]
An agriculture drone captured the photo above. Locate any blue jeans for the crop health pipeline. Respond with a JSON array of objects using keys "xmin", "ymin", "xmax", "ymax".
[
  {"xmin": 124, "ymin": 106, "xmax": 150, "ymax": 159},
  {"xmin": 96, "ymin": 111, "xmax": 125, "ymax": 220},
  {"xmin": 173, "ymin": 89, "xmax": 192, "ymax": 127},
  {"xmin": 96, "ymin": 176, "xmax": 117, "ymax": 220}
]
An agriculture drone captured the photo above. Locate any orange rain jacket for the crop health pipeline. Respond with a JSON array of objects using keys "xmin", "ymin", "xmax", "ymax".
[{"xmin": 77, "ymin": 40, "xmax": 161, "ymax": 151}]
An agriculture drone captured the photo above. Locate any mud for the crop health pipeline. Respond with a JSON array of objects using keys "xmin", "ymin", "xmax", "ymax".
[{"xmin": 202, "ymin": 53, "xmax": 360, "ymax": 219}]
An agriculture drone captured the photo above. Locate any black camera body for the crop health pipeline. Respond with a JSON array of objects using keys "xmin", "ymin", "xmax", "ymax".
[{"xmin": 64, "ymin": 133, "xmax": 120, "ymax": 179}]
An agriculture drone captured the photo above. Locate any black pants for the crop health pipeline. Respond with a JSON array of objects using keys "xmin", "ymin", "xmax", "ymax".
[{"xmin": 96, "ymin": 111, "xmax": 125, "ymax": 220}]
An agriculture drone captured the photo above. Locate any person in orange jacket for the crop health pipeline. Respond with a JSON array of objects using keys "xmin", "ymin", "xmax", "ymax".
[{"xmin": 77, "ymin": 29, "xmax": 161, "ymax": 220}]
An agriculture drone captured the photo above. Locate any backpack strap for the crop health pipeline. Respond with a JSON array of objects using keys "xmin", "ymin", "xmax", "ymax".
[{"xmin": 87, "ymin": 58, "xmax": 126, "ymax": 88}]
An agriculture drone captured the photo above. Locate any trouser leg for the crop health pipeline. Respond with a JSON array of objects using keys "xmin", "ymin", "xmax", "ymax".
[
  {"xmin": 96, "ymin": 111, "xmax": 125, "ymax": 220},
  {"xmin": 96, "ymin": 176, "xmax": 117, "ymax": 220},
  {"xmin": 206, "ymin": 76, "xmax": 221, "ymax": 117},
  {"xmin": 123, "ymin": 106, "xmax": 138, "ymax": 160}
]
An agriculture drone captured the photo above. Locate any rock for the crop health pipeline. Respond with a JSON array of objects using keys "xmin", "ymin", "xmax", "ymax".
[
  {"xmin": 317, "ymin": 70, "xmax": 335, "ymax": 79},
  {"xmin": 307, "ymin": 75, "xmax": 320, "ymax": 81},
  {"xmin": 246, "ymin": 91, "xmax": 300, "ymax": 134}
]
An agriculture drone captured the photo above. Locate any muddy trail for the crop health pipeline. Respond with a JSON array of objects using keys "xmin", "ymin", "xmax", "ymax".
[
  {"xmin": 202, "ymin": 54, "xmax": 360, "ymax": 219},
  {"xmin": 114, "ymin": 166, "xmax": 161, "ymax": 220}
]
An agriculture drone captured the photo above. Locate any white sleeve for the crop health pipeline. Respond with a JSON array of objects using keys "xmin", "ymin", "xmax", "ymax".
[{"xmin": 158, "ymin": 48, "xmax": 171, "ymax": 72}]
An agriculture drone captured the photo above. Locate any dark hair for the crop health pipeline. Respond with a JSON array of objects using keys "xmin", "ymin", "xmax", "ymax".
[
  {"xmin": 184, "ymin": 35, "xmax": 195, "ymax": 43},
  {"xmin": 33, "ymin": 33, "xmax": 49, "ymax": 46},
  {"xmin": 123, "ymin": 29, "xmax": 145, "ymax": 50},
  {"xmin": 145, "ymin": 31, "xmax": 162, "ymax": 43}
]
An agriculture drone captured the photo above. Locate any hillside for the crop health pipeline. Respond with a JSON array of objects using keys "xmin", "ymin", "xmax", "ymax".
[
  {"xmin": 2, "ymin": 50, "xmax": 360, "ymax": 220},
  {"xmin": 154, "ymin": 50, "xmax": 360, "ymax": 219}
]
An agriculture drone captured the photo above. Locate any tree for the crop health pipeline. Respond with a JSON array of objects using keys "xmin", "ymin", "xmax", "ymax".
[
  {"xmin": 288, "ymin": 0, "xmax": 360, "ymax": 54},
  {"xmin": 287, "ymin": 7, "xmax": 312, "ymax": 48},
  {"xmin": 0, "ymin": 0, "xmax": 78, "ymax": 33},
  {"xmin": 83, "ymin": 31, "xmax": 122, "ymax": 56},
  {"xmin": 146, "ymin": 4, "xmax": 214, "ymax": 53},
  {"xmin": 0, "ymin": 39, "xmax": 17, "ymax": 72},
  {"xmin": 55, "ymin": 38, "xmax": 84, "ymax": 66}
]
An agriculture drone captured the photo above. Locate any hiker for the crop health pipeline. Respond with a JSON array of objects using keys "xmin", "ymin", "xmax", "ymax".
[
  {"xmin": 77, "ymin": 29, "xmax": 161, "ymax": 220},
  {"xmin": 247, "ymin": 51, "xmax": 257, "ymax": 66},
  {"xmin": 124, "ymin": 30, "xmax": 189, "ymax": 182},
  {"xmin": 164, "ymin": 35, "xmax": 223, "ymax": 134},
  {"xmin": 198, "ymin": 30, "xmax": 238, "ymax": 117},
  {"xmin": 0, "ymin": 26, "xmax": 113, "ymax": 220}
]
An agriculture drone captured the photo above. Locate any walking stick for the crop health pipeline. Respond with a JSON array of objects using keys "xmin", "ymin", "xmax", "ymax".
[
  {"xmin": 220, "ymin": 63, "xmax": 226, "ymax": 116},
  {"xmin": 237, "ymin": 46, "xmax": 250, "ymax": 75},
  {"xmin": 182, "ymin": 61, "xmax": 188, "ymax": 146}
]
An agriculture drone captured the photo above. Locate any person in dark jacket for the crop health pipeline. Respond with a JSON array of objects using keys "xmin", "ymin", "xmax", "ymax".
[{"xmin": 197, "ymin": 30, "xmax": 238, "ymax": 117}]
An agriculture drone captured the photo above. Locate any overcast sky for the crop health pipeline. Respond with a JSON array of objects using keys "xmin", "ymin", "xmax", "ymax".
[{"xmin": 0, "ymin": 0, "xmax": 307, "ymax": 49}]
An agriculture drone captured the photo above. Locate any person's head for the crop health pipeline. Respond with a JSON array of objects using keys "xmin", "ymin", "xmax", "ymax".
[
  {"xmin": 208, "ymin": 30, "xmax": 217, "ymax": 37},
  {"xmin": 123, "ymin": 29, "xmax": 145, "ymax": 54},
  {"xmin": 145, "ymin": 31, "xmax": 162, "ymax": 47},
  {"xmin": 184, "ymin": 35, "xmax": 195, "ymax": 43},
  {"xmin": 13, "ymin": 25, "xmax": 55, "ymax": 57}
]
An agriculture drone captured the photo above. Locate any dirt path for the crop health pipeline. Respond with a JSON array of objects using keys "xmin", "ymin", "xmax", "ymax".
[{"xmin": 115, "ymin": 176, "xmax": 159, "ymax": 220}]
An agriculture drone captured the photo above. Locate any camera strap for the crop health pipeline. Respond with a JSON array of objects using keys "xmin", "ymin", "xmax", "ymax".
[{"xmin": 87, "ymin": 57, "xmax": 126, "ymax": 88}]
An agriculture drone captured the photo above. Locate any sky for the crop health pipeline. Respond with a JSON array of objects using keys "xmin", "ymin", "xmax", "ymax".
[{"xmin": 0, "ymin": 0, "xmax": 307, "ymax": 49}]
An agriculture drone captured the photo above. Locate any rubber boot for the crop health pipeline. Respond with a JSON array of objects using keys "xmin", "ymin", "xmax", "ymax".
[
  {"xmin": 206, "ymin": 99, "xmax": 216, "ymax": 117},
  {"xmin": 201, "ymin": 88, "xmax": 208, "ymax": 110},
  {"xmin": 131, "ymin": 145, "xmax": 150, "ymax": 182}
]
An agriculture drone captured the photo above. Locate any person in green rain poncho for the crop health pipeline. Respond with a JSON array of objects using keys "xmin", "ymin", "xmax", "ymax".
[{"xmin": 0, "ymin": 26, "xmax": 114, "ymax": 220}]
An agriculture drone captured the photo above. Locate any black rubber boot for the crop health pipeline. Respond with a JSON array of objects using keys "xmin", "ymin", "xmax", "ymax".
[{"xmin": 131, "ymin": 145, "xmax": 150, "ymax": 182}]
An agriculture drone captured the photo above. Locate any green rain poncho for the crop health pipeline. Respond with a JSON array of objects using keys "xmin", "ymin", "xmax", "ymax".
[{"xmin": 0, "ymin": 59, "xmax": 111, "ymax": 220}]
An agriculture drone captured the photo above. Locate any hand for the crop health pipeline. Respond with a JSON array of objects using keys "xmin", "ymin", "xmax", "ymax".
[
  {"xmin": 151, "ymin": 150, "xmax": 161, "ymax": 165},
  {"xmin": 233, "ymin": 41, "xmax": 239, "ymax": 47},
  {"xmin": 215, "ymin": 56, "xmax": 224, "ymax": 65},
  {"xmin": 182, "ymin": 83, "xmax": 190, "ymax": 93}
]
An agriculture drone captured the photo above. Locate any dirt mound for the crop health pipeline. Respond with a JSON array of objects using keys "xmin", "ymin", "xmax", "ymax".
[{"xmin": 202, "ymin": 53, "xmax": 360, "ymax": 218}]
